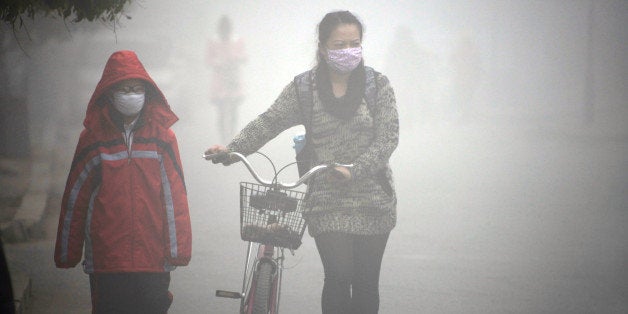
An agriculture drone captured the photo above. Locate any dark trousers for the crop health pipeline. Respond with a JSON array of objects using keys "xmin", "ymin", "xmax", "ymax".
[
  {"xmin": 89, "ymin": 272, "xmax": 172, "ymax": 314},
  {"xmin": 0, "ymin": 238, "xmax": 15, "ymax": 314},
  {"xmin": 315, "ymin": 232, "xmax": 390, "ymax": 314}
]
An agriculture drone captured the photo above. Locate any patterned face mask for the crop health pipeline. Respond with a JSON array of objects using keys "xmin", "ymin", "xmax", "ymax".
[{"xmin": 325, "ymin": 46, "xmax": 362, "ymax": 74}]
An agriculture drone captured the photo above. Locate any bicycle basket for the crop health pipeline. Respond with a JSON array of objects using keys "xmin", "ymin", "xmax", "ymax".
[{"xmin": 240, "ymin": 182, "xmax": 307, "ymax": 249}]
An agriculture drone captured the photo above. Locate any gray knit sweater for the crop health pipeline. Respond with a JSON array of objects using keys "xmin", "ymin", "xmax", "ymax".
[{"xmin": 227, "ymin": 67, "xmax": 399, "ymax": 237}]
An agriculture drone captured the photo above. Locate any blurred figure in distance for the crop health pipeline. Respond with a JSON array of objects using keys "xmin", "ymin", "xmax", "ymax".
[{"xmin": 207, "ymin": 15, "xmax": 247, "ymax": 142}]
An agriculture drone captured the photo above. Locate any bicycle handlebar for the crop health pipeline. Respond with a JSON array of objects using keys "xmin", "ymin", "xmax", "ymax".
[{"xmin": 203, "ymin": 151, "xmax": 353, "ymax": 189}]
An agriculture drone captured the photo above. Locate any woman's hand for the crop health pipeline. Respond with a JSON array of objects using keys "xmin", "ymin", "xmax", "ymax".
[
  {"xmin": 204, "ymin": 144, "xmax": 228, "ymax": 157},
  {"xmin": 203, "ymin": 145, "xmax": 234, "ymax": 164},
  {"xmin": 327, "ymin": 166, "xmax": 352, "ymax": 182}
]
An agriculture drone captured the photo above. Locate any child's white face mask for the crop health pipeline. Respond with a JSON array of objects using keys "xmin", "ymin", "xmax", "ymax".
[{"xmin": 113, "ymin": 92, "xmax": 145, "ymax": 116}]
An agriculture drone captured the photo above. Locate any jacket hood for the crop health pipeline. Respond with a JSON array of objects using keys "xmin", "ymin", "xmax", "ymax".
[{"xmin": 84, "ymin": 50, "xmax": 178, "ymax": 130}]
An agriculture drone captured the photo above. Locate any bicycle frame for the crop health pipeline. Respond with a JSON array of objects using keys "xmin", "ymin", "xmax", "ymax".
[
  {"xmin": 206, "ymin": 151, "xmax": 352, "ymax": 314},
  {"xmin": 242, "ymin": 243, "xmax": 282, "ymax": 314},
  {"xmin": 215, "ymin": 241, "xmax": 281, "ymax": 314}
]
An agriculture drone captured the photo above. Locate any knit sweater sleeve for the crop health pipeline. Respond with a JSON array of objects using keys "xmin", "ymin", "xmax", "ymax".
[
  {"xmin": 350, "ymin": 74, "xmax": 399, "ymax": 181},
  {"xmin": 227, "ymin": 82, "xmax": 302, "ymax": 155}
]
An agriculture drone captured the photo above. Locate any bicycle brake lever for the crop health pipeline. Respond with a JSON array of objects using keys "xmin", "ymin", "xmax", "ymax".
[{"xmin": 202, "ymin": 152, "xmax": 218, "ymax": 160}]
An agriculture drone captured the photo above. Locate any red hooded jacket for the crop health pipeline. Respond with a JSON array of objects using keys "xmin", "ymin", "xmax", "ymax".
[{"xmin": 54, "ymin": 50, "xmax": 192, "ymax": 273}]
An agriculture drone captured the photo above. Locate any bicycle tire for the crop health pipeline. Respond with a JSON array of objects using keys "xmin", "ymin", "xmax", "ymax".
[{"xmin": 252, "ymin": 261, "xmax": 275, "ymax": 314}]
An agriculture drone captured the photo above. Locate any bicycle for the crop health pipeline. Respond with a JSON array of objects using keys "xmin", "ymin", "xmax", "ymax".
[{"xmin": 203, "ymin": 151, "xmax": 352, "ymax": 314}]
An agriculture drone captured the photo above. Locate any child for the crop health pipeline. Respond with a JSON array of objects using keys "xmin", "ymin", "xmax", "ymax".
[{"xmin": 54, "ymin": 50, "xmax": 192, "ymax": 313}]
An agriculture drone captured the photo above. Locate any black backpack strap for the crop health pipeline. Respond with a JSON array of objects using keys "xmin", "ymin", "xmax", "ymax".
[
  {"xmin": 293, "ymin": 70, "xmax": 315, "ymax": 131},
  {"xmin": 364, "ymin": 66, "xmax": 380, "ymax": 113},
  {"xmin": 293, "ymin": 70, "xmax": 316, "ymax": 178}
]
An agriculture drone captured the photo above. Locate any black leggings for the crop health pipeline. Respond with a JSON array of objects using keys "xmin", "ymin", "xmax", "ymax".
[{"xmin": 315, "ymin": 232, "xmax": 390, "ymax": 314}]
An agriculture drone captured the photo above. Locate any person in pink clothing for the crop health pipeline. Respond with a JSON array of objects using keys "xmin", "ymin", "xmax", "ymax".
[{"xmin": 207, "ymin": 15, "xmax": 247, "ymax": 142}]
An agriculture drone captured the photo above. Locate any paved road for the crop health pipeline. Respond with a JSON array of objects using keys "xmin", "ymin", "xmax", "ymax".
[{"xmin": 5, "ymin": 117, "xmax": 628, "ymax": 313}]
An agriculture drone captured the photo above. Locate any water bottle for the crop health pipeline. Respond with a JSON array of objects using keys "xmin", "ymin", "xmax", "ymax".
[{"xmin": 293, "ymin": 133, "xmax": 306, "ymax": 155}]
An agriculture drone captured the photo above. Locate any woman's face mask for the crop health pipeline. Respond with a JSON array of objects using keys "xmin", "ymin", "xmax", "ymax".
[
  {"xmin": 113, "ymin": 91, "xmax": 145, "ymax": 116},
  {"xmin": 325, "ymin": 46, "xmax": 362, "ymax": 74}
]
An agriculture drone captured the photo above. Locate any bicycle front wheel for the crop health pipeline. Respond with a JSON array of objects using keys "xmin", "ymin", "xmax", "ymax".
[{"xmin": 252, "ymin": 261, "xmax": 275, "ymax": 314}]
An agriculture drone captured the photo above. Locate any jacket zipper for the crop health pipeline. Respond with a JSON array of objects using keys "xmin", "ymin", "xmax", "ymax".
[
  {"xmin": 124, "ymin": 129, "xmax": 133, "ymax": 164},
  {"xmin": 123, "ymin": 128, "xmax": 135, "ymax": 266}
]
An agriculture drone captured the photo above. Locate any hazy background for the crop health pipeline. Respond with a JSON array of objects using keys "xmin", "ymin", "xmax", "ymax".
[
  {"xmin": 2, "ymin": 0, "xmax": 627, "ymax": 313},
  {"xmin": 3, "ymin": 0, "xmax": 625, "ymax": 156}
]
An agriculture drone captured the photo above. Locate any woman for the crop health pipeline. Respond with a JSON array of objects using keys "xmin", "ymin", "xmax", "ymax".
[{"xmin": 205, "ymin": 11, "xmax": 398, "ymax": 314}]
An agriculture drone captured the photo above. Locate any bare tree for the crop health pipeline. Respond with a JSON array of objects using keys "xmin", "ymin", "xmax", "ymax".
[
  {"xmin": 1, "ymin": 0, "xmax": 132, "ymax": 30},
  {"xmin": 0, "ymin": 0, "xmax": 135, "ymax": 158}
]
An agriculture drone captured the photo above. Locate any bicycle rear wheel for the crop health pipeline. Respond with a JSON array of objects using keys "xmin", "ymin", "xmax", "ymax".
[{"xmin": 252, "ymin": 261, "xmax": 274, "ymax": 314}]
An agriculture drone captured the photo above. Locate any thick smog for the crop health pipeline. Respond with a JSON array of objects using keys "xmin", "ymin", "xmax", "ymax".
[{"xmin": 1, "ymin": 1, "xmax": 626, "ymax": 313}]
